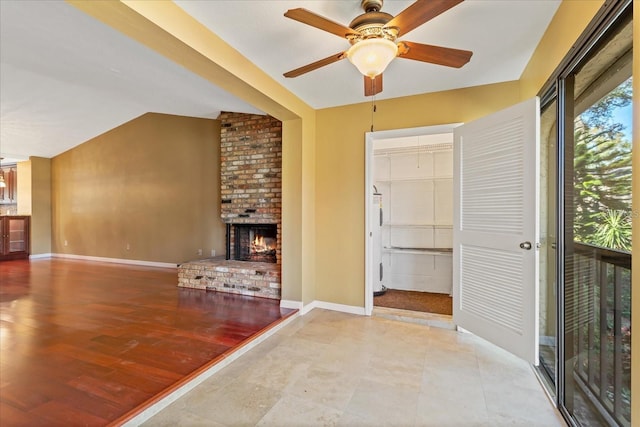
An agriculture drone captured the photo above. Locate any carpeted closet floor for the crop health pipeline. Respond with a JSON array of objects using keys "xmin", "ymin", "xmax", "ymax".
[{"xmin": 374, "ymin": 289, "xmax": 452, "ymax": 316}]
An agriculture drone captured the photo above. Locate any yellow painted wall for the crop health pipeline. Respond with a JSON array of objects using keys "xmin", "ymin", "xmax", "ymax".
[
  {"xmin": 280, "ymin": 114, "xmax": 317, "ymax": 304},
  {"xmin": 51, "ymin": 113, "xmax": 224, "ymax": 263},
  {"xmin": 314, "ymin": 0, "xmax": 606, "ymax": 308},
  {"xmin": 67, "ymin": 0, "xmax": 314, "ymax": 303},
  {"xmin": 315, "ymin": 81, "xmax": 521, "ymax": 306},
  {"xmin": 16, "ymin": 157, "xmax": 52, "ymax": 255},
  {"xmin": 16, "ymin": 161, "xmax": 32, "ymax": 216},
  {"xmin": 281, "ymin": 119, "xmax": 303, "ymax": 302},
  {"xmin": 30, "ymin": 157, "xmax": 52, "ymax": 255},
  {"xmin": 301, "ymin": 113, "xmax": 318, "ymax": 305}
]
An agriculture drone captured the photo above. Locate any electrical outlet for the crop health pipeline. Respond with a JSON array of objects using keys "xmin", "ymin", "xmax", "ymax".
[
  {"xmin": 64, "ymin": 240, "xmax": 68, "ymax": 246},
  {"xmin": 211, "ymin": 249, "xmax": 216, "ymax": 257},
  {"xmin": 197, "ymin": 249, "xmax": 202, "ymax": 256},
  {"xmin": 126, "ymin": 243, "xmax": 130, "ymax": 251}
]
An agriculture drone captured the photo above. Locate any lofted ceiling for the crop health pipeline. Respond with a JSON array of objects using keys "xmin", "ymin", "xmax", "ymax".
[{"xmin": 0, "ymin": 0, "xmax": 561, "ymax": 162}]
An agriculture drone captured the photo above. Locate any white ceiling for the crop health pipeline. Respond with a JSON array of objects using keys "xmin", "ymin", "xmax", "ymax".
[{"xmin": 0, "ymin": 0, "xmax": 561, "ymax": 162}]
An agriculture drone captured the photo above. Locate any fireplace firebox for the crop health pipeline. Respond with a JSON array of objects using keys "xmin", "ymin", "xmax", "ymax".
[{"xmin": 227, "ymin": 224, "xmax": 277, "ymax": 264}]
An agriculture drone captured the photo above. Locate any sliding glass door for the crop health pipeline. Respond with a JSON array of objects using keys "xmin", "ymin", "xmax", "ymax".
[
  {"xmin": 536, "ymin": 1, "xmax": 633, "ymax": 425},
  {"xmin": 539, "ymin": 95, "xmax": 558, "ymax": 389},
  {"xmin": 558, "ymin": 3, "xmax": 633, "ymax": 425}
]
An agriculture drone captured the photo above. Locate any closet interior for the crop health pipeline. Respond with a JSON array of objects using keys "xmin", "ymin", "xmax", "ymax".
[{"xmin": 372, "ymin": 133, "xmax": 453, "ymax": 315}]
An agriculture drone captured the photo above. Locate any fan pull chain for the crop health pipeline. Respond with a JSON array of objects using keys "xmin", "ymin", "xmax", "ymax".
[
  {"xmin": 370, "ymin": 98, "xmax": 376, "ymax": 132},
  {"xmin": 370, "ymin": 78, "xmax": 377, "ymax": 132}
]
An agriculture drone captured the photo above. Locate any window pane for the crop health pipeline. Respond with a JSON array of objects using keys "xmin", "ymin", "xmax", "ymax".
[
  {"xmin": 539, "ymin": 97, "xmax": 558, "ymax": 387},
  {"xmin": 564, "ymin": 11, "xmax": 632, "ymax": 427}
]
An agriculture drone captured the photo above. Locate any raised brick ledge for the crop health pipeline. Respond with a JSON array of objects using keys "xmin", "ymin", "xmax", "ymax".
[{"xmin": 178, "ymin": 258, "xmax": 281, "ymax": 300}]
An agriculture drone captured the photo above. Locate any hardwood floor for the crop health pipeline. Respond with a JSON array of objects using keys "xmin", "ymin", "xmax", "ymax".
[{"xmin": 0, "ymin": 259, "xmax": 295, "ymax": 426}]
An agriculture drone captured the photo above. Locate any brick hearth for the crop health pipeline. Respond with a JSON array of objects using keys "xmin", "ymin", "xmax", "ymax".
[{"xmin": 178, "ymin": 259, "xmax": 280, "ymax": 299}]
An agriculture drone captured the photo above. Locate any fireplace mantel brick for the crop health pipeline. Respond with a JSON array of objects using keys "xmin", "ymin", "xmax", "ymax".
[{"xmin": 219, "ymin": 112, "xmax": 282, "ymax": 226}]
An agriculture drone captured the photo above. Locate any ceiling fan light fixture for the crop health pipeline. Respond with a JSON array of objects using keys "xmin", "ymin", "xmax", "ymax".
[{"xmin": 347, "ymin": 38, "xmax": 397, "ymax": 78}]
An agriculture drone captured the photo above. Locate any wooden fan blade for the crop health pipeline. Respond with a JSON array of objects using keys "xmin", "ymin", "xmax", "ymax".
[
  {"xmin": 397, "ymin": 41, "xmax": 472, "ymax": 68},
  {"xmin": 364, "ymin": 74, "xmax": 383, "ymax": 96},
  {"xmin": 384, "ymin": 0, "xmax": 464, "ymax": 37},
  {"xmin": 284, "ymin": 8, "xmax": 359, "ymax": 38},
  {"xmin": 283, "ymin": 52, "xmax": 347, "ymax": 78}
]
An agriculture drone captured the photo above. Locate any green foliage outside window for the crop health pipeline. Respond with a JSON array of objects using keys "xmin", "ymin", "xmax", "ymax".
[{"xmin": 574, "ymin": 78, "xmax": 632, "ymax": 252}]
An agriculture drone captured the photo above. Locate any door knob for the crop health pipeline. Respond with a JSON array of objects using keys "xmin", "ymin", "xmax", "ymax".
[{"xmin": 519, "ymin": 241, "xmax": 532, "ymax": 250}]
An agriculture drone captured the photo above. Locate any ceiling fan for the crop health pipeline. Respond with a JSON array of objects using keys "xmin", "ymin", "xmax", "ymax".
[{"xmin": 283, "ymin": 0, "xmax": 472, "ymax": 96}]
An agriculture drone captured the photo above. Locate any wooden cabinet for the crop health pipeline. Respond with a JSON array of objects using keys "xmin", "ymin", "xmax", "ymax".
[
  {"xmin": 0, "ymin": 216, "xmax": 30, "ymax": 260},
  {"xmin": 0, "ymin": 164, "xmax": 18, "ymax": 204}
]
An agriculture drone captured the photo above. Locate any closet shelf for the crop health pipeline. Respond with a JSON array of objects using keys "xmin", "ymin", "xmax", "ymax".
[
  {"xmin": 382, "ymin": 223, "xmax": 453, "ymax": 228},
  {"xmin": 383, "ymin": 246, "xmax": 453, "ymax": 256},
  {"xmin": 374, "ymin": 176, "xmax": 453, "ymax": 183}
]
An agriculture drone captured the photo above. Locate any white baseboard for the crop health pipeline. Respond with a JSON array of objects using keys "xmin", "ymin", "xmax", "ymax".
[
  {"xmin": 280, "ymin": 300, "xmax": 303, "ymax": 310},
  {"xmin": 301, "ymin": 300, "xmax": 318, "ymax": 315},
  {"xmin": 52, "ymin": 253, "xmax": 177, "ymax": 269},
  {"xmin": 29, "ymin": 253, "xmax": 53, "ymax": 259},
  {"xmin": 300, "ymin": 300, "xmax": 365, "ymax": 316},
  {"xmin": 312, "ymin": 300, "xmax": 366, "ymax": 315},
  {"xmin": 280, "ymin": 300, "xmax": 365, "ymax": 316}
]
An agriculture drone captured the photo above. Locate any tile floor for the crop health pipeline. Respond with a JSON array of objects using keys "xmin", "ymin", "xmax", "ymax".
[{"xmin": 141, "ymin": 309, "xmax": 565, "ymax": 426}]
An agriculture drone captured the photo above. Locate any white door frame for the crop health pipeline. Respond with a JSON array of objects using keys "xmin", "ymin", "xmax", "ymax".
[{"xmin": 364, "ymin": 123, "xmax": 461, "ymax": 316}]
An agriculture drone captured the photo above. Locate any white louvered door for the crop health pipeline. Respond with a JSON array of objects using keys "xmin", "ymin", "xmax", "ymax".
[{"xmin": 453, "ymin": 98, "xmax": 540, "ymax": 365}]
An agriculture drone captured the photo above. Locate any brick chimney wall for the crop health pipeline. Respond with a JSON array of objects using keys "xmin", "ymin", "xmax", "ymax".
[{"xmin": 219, "ymin": 112, "xmax": 282, "ymax": 224}]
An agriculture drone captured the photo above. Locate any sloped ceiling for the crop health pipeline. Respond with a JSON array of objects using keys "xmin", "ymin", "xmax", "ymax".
[{"xmin": 0, "ymin": 0, "xmax": 561, "ymax": 161}]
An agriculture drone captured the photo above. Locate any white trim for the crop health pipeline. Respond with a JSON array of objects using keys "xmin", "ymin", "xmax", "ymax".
[
  {"xmin": 304, "ymin": 300, "xmax": 366, "ymax": 316},
  {"xmin": 121, "ymin": 313, "xmax": 299, "ymax": 427},
  {"xmin": 279, "ymin": 300, "xmax": 303, "ymax": 310},
  {"xmin": 52, "ymin": 253, "xmax": 177, "ymax": 269},
  {"xmin": 364, "ymin": 124, "xmax": 462, "ymax": 316},
  {"xmin": 365, "ymin": 134, "xmax": 374, "ymax": 316},
  {"xmin": 301, "ymin": 300, "xmax": 318, "ymax": 315},
  {"xmin": 29, "ymin": 253, "xmax": 53, "ymax": 259}
]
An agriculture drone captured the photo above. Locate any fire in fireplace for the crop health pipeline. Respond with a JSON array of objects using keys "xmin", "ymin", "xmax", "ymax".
[{"xmin": 228, "ymin": 224, "xmax": 277, "ymax": 264}]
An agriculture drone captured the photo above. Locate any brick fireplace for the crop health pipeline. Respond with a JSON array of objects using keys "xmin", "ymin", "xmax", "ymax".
[
  {"xmin": 220, "ymin": 111, "xmax": 282, "ymax": 264},
  {"xmin": 178, "ymin": 112, "xmax": 282, "ymax": 300}
]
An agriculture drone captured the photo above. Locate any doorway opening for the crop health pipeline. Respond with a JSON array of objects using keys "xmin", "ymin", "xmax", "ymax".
[{"xmin": 365, "ymin": 124, "xmax": 459, "ymax": 317}]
